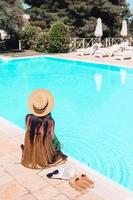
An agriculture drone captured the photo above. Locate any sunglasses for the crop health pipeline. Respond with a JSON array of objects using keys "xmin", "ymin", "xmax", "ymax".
[{"xmin": 47, "ymin": 169, "xmax": 59, "ymax": 178}]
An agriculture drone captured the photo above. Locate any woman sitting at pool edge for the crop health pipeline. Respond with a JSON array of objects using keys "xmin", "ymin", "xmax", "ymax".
[{"xmin": 21, "ymin": 89, "xmax": 67, "ymax": 169}]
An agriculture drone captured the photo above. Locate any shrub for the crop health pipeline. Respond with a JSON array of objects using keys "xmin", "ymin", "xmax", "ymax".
[
  {"xmin": 33, "ymin": 32, "xmax": 48, "ymax": 52},
  {"xmin": 0, "ymin": 41, "xmax": 6, "ymax": 51},
  {"xmin": 48, "ymin": 22, "xmax": 70, "ymax": 53},
  {"xmin": 20, "ymin": 25, "xmax": 41, "ymax": 49}
]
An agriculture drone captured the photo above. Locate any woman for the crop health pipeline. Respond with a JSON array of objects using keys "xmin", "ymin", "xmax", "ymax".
[{"xmin": 21, "ymin": 89, "xmax": 67, "ymax": 169}]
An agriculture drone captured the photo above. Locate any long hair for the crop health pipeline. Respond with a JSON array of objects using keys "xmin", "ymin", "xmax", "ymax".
[{"xmin": 26, "ymin": 113, "xmax": 54, "ymax": 144}]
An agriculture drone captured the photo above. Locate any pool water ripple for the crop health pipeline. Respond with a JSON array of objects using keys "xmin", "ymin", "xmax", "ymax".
[
  {"xmin": 62, "ymin": 133, "xmax": 129, "ymax": 185},
  {"xmin": 0, "ymin": 56, "xmax": 133, "ymax": 191}
]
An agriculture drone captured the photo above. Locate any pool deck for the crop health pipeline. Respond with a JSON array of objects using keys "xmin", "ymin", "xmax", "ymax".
[
  {"xmin": 0, "ymin": 51, "xmax": 133, "ymax": 68},
  {"xmin": 0, "ymin": 117, "xmax": 133, "ymax": 200},
  {"xmin": 50, "ymin": 52, "xmax": 133, "ymax": 68}
]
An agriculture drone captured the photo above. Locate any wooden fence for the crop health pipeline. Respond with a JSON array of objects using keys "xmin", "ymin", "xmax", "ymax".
[{"xmin": 69, "ymin": 37, "xmax": 133, "ymax": 51}]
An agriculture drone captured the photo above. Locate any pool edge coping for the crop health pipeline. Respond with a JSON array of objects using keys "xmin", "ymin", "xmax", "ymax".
[{"xmin": 0, "ymin": 54, "xmax": 133, "ymax": 69}]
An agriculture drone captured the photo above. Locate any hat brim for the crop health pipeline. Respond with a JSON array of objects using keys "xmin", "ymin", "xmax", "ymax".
[{"xmin": 28, "ymin": 89, "xmax": 54, "ymax": 117}]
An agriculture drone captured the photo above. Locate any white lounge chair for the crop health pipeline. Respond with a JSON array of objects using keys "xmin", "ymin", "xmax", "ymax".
[
  {"xmin": 125, "ymin": 45, "xmax": 133, "ymax": 52},
  {"xmin": 94, "ymin": 44, "xmax": 121, "ymax": 58},
  {"xmin": 76, "ymin": 43, "xmax": 102, "ymax": 56},
  {"xmin": 113, "ymin": 50, "xmax": 133, "ymax": 60},
  {"xmin": 119, "ymin": 41, "xmax": 133, "ymax": 52}
]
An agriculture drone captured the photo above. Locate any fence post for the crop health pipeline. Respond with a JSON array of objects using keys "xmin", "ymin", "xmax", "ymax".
[
  {"xmin": 109, "ymin": 38, "xmax": 111, "ymax": 46},
  {"xmin": 105, "ymin": 38, "xmax": 107, "ymax": 47},
  {"xmin": 82, "ymin": 38, "xmax": 85, "ymax": 49},
  {"xmin": 19, "ymin": 40, "xmax": 22, "ymax": 50},
  {"xmin": 74, "ymin": 38, "xmax": 76, "ymax": 51},
  {"xmin": 112, "ymin": 38, "xmax": 113, "ymax": 46},
  {"xmin": 129, "ymin": 37, "xmax": 132, "ymax": 46},
  {"xmin": 92, "ymin": 38, "xmax": 94, "ymax": 46}
]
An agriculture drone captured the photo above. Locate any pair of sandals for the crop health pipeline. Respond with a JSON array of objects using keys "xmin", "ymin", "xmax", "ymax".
[{"xmin": 69, "ymin": 174, "xmax": 94, "ymax": 194}]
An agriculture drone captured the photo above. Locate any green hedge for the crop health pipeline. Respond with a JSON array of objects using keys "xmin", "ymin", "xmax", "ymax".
[
  {"xmin": 20, "ymin": 25, "xmax": 41, "ymax": 49},
  {"xmin": 48, "ymin": 22, "xmax": 70, "ymax": 53},
  {"xmin": 33, "ymin": 32, "xmax": 48, "ymax": 52}
]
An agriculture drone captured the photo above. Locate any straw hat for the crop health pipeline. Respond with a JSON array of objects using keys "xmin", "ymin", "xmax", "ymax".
[{"xmin": 28, "ymin": 89, "xmax": 54, "ymax": 117}]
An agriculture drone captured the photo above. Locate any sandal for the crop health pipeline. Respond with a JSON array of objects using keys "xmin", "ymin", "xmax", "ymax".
[
  {"xmin": 69, "ymin": 177, "xmax": 88, "ymax": 193},
  {"xmin": 80, "ymin": 174, "xmax": 94, "ymax": 188}
]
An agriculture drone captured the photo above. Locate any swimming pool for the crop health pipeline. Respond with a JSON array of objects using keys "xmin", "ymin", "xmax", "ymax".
[{"xmin": 0, "ymin": 56, "xmax": 133, "ymax": 191}]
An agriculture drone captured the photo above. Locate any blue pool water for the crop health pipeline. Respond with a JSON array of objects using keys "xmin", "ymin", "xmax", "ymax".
[{"xmin": 0, "ymin": 56, "xmax": 133, "ymax": 190}]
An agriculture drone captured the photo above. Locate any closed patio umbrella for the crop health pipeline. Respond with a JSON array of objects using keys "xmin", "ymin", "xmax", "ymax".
[
  {"xmin": 120, "ymin": 20, "xmax": 127, "ymax": 37},
  {"xmin": 120, "ymin": 20, "xmax": 128, "ymax": 49},
  {"xmin": 94, "ymin": 18, "xmax": 103, "ymax": 38}
]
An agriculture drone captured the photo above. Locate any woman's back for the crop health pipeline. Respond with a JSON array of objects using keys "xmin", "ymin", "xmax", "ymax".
[
  {"xmin": 21, "ymin": 114, "xmax": 65, "ymax": 169},
  {"xmin": 21, "ymin": 89, "xmax": 67, "ymax": 169}
]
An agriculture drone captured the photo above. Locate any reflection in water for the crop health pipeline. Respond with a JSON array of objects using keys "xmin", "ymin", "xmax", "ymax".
[
  {"xmin": 1, "ymin": 56, "xmax": 10, "ymax": 63},
  {"xmin": 94, "ymin": 73, "xmax": 102, "ymax": 92},
  {"xmin": 120, "ymin": 69, "xmax": 126, "ymax": 85}
]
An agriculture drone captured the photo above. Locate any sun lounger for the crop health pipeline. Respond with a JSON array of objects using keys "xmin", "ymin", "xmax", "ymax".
[
  {"xmin": 76, "ymin": 47, "xmax": 94, "ymax": 56},
  {"xmin": 113, "ymin": 50, "xmax": 133, "ymax": 60},
  {"xmin": 125, "ymin": 46, "xmax": 133, "ymax": 52},
  {"xmin": 93, "ymin": 48, "xmax": 110, "ymax": 57},
  {"xmin": 76, "ymin": 43, "xmax": 102, "ymax": 56},
  {"xmin": 94, "ymin": 44, "xmax": 122, "ymax": 58},
  {"xmin": 120, "ymin": 41, "xmax": 133, "ymax": 52}
]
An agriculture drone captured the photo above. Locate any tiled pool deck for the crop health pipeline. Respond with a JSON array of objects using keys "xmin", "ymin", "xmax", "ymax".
[
  {"xmin": 51, "ymin": 52, "xmax": 133, "ymax": 68},
  {"xmin": 0, "ymin": 117, "xmax": 133, "ymax": 200}
]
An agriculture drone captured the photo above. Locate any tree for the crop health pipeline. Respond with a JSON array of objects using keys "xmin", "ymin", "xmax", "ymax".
[
  {"xmin": 0, "ymin": 0, "xmax": 23, "ymax": 38},
  {"xmin": 48, "ymin": 21, "xmax": 70, "ymax": 53},
  {"xmin": 25, "ymin": 0, "xmax": 132, "ymax": 38},
  {"xmin": 0, "ymin": 0, "xmax": 23, "ymax": 49},
  {"xmin": 129, "ymin": 17, "xmax": 133, "ymax": 36}
]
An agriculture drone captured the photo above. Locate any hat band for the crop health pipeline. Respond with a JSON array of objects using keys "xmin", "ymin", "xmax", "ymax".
[{"xmin": 33, "ymin": 101, "xmax": 48, "ymax": 114}]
